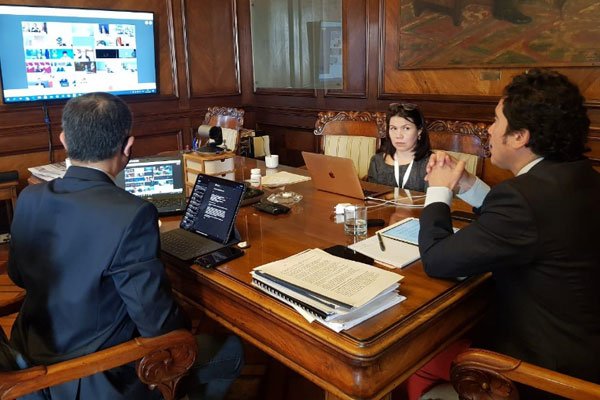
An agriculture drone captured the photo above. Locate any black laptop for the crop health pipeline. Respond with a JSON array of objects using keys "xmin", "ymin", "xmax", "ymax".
[
  {"xmin": 116, "ymin": 155, "xmax": 186, "ymax": 215},
  {"xmin": 160, "ymin": 173, "xmax": 246, "ymax": 261}
]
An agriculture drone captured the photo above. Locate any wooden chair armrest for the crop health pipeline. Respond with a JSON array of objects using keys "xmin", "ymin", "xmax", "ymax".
[
  {"xmin": 451, "ymin": 348, "xmax": 600, "ymax": 400},
  {"xmin": 0, "ymin": 293, "xmax": 25, "ymax": 317},
  {"xmin": 0, "ymin": 329, "xmax": 197, "ymax": 400}
]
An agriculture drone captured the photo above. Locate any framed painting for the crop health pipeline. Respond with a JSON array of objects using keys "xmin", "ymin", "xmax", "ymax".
[{"xmin": 397, "ymin": 0, "xmax": 600, "ymax": 69}]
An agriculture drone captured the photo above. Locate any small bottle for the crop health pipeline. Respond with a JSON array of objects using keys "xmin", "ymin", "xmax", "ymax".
[{"xmin": 250, "ymin": 168, "xmax": 261, "ymax": 187}]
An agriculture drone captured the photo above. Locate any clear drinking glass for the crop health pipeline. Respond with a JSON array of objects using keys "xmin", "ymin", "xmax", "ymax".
[{"xmin": 344, "ymin": 205, "xmax": 367, "ymax": 236}]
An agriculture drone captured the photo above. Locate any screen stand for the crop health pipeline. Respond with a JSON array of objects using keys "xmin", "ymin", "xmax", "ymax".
[
  {"xmin": 42, "ymin": 102, "xmax": 54, "ymax": 163},
  {"xmin": 225, "ymin": 226, "xmax": 241, "ymax": 247}
]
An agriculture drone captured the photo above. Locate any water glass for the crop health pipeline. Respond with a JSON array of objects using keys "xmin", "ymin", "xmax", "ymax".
[{"xmin": 344, "ymin": 205, "xmax": 367, "ymax": 236}]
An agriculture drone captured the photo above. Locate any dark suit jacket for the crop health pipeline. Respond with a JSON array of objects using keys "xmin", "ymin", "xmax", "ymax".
[
  {"xmin": 419, "ymin": 159, "xmax": 600, "ymax": 386},
  {"xmin": 7, "ymin": 166, "xmax": 184, "ymax": 399}
]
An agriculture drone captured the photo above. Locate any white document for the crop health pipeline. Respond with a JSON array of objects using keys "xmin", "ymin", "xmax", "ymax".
[
  {"xmin": 28, "ymin": 161, "xmax": 67, "ymax": 181},
  {"xmin": 259, "ymin": 171, "xmax": 311, "ymax": 188},
  {"xmin": 348, "ymin": 234, "xmax": 420, "ymax": 269},
  {"xmin": 348, "ymin": 217, "xmax": 459, "ymax": 269},
  {"xmin": 317, "ymin": 291, "xmax": 406, "ymax": 332},
  {"xmin": 253, "ymin": 248, "xmax": 403, "ymax": 308},
  {"xmin": 252, "ymin": 263, "xmax": 406, "ymax": 332}
]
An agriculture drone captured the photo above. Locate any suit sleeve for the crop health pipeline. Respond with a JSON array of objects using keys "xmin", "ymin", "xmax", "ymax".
[
  {"xmin": 418, "ymin": 182, "xmax": 538, "ymax": 278},
  {"xmin": 7, "ymin": 188, "xmax": 31, "ymax": 288},
  {"xmin": 107, "ymin": 202, "xmax": 185, "ymax": 337}
]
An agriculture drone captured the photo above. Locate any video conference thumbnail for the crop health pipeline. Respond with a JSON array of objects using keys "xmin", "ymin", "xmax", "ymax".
[
  {"xmin": 22, "ymin": 21, "xmax": 139, "ymax": 92},
  {"xmin": 123, "ymin": 165, "xmax": 175, "ymax": 195}
]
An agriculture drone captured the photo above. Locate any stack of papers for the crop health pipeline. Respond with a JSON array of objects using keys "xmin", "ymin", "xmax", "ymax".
[
  {"xmin": 28, "ymin": 161, "xmax": 67, "ymax": 181},
  {"xmin": 260, "ymin": 171, "xmax": 311, "ymax": 188},
  {"xmin": 251, "ymin": 248, "xmax": 405, "ymax": 332}
]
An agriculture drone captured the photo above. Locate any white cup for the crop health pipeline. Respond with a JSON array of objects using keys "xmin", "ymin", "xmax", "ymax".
[{"xmin": 265, "ymin": 154, "xmax": 279, "ymax": 169}]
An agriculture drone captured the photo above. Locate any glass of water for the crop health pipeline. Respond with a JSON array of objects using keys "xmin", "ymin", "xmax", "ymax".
[{"xmin": 344, "ymin": 205, "xmax": 367, "ymax": 236}]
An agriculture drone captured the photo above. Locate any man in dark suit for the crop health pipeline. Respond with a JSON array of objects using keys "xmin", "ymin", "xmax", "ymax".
[
  {"xmin": 5, "ymin": 92, "xmax": 243, "ymax": 399},
  {"xmin": 411, "ymin": 69, "xmax": 600, "ymax": 399}
]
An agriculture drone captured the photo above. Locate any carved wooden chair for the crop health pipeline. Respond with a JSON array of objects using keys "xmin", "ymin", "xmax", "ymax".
[
  {"xmin": 0, "ymin": 293, "xmax": 197, "ymax": 400},
  {"xmin": 451, "ymin": 348, "xmax": 600, "ymax": 400},
  {"xmin": 314, "ymin": 110, "xmax": 387, "ymax": 179},
  {"xmin": 202, "ymin": 106, "xmax": 245, "ymax": 153},
  {"xmin": 0, "ymin": 171, "xmax": 19, "ymax": 226},
  {"xmin": 426, "ymin": 120, "xmax": 489, "ymax": 178}
]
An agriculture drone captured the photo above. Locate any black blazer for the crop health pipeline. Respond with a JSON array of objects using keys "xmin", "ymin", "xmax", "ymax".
[
  {"xmin": 8, "ymin": 166, "xmax": 184, "ymax": 399},
  {"xmin": 419, "ymin": 159, "xmax": 600, "ymax": 385}
]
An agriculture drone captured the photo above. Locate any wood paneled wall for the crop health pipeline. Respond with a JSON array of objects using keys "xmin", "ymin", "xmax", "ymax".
[{"xmin": 0, "ymin": 0, "xmax": 598, "ymax": 189}]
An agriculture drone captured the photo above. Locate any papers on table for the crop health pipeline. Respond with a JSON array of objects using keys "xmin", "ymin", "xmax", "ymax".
[
  {"xmin": 251, "ymin": 248, "xmax": 405, "ymax": 332},
  {"xmin": 260, "ymin": 171, "xmax": 311, "ymax": 188},
  {"xmin": 349, "ymin": 218, "xmax": 421, "ymax": 269},
  {"xmin": 28, "ymin": 161, "xmax": 67, "ymax": 181},
  {"xmin": 349, "ymin": 217, "xmax": 459, "ymax": 269}
]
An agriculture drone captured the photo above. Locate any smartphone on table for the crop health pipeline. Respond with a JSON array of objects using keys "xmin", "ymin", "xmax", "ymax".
[{"xmin": 195, "ymin": 246, "xmax": 244, "ymax": 269}]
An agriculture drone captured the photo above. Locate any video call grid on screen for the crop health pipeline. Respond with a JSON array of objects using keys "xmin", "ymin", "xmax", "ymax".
[
  {"xmin": 181, "ymin": 175, "xmax": 245, "ymax": 243},
  {"xmin": 123, "ymin": 160, "xmax": 183, "ymax": 197},
  {"xmin": 0, "ymin": 5, "xmax": 158, "ymax": 103}
]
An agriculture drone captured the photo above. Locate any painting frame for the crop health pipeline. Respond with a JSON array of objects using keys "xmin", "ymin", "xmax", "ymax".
[{"xmin": 396, "ymin": 0, "xmax": 600, "ymax": 70}]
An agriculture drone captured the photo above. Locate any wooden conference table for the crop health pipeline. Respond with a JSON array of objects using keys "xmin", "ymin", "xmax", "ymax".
[{"xmin": 160, "ymin": 156, "xmax": 491, "ymax": 400}]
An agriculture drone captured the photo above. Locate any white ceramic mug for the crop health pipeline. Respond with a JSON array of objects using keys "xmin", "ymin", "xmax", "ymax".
[{"xmin": 265, "ymin": 154, "xmax": 279, "ymax": 168}]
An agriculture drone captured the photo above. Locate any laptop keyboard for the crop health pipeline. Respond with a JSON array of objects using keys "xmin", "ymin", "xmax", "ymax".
[
  {"xmin": 150, "ymin": 197, "xmax": 183, "ymax": 209},
  {"xmin": 160, "ymin": 229, "xmax": 222, "ymax": 261},
  {"xmin": 362, "ymin": 189, "xmax": 378, "ymax": 197}
]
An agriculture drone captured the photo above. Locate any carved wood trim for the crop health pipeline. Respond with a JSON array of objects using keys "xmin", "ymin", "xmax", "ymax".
[
  {"xmin": 427, "ymin": 119, "xmax": 490, "ymax": 157},
  {"xmin": 202, "ymin": 107, "xmax": 245, "ymax": 127},
  {"xmin": 314, "ymin": 111, "xmax": 387, "ymax": 138},
  {"xmin": 136, "ymin": 341, "xmax": 197, "ymax": 400},
  {"xmin": 451, "ymin": 363, "xmax": 520, "ymax": 400},
  {"xmin": 0, "ymin": 330, "xmax": 197, "ymax": 400},
  {"xmin": 450, "ymin": 348, "xmax": 600, "ymax": 400}
]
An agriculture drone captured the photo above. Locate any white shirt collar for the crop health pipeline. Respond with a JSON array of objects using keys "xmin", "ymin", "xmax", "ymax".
[{"xmin": 516, "ymin": 157, "xmax": 544, "ymax": 176}]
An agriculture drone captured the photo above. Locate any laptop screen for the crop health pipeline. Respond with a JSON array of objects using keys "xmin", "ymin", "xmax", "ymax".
[
  {"xmin": 180, "ymin": 174, "xmax": 246, "ymax": 244},
  {"xmin": 116, "ymin": 155, "xmax": 184, "ymax": 200}
]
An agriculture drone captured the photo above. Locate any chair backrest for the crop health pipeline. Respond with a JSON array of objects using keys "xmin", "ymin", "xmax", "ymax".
[
  {"xmin": 451, "ymin": 348, "xmax": 600, "ymax": 400},
  {"xmin": 314, "ymin": 111, "xmax": 387, "ymax": 179},
  {"xmin": 202, "ymin": 107, "xmax": 244, "ymax": 152},
  {"xmin": 426, "ymin": 120, "xmax": 489, "ymax": 177}
]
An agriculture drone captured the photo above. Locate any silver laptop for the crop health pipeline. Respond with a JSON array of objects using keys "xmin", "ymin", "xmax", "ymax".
[
  {"xmin": 116, "ymin": 155, "xmax": 186, "ymax": 215},
  {"xmin": 160, "ymin": 173, "xmax": 246, "ymax": 261},
  {"xmin": 301, "ymin": 152, "xmax": 392, "ymax": 200}
]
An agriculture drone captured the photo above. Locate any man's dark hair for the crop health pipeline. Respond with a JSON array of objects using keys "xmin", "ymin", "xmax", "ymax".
[
  {"xmin": 382, "ymin": 102, "xmax": 431, "ymax": 161},
  {"xmin": 503, "ymin": 69, "xmax": 589, "ymax": 161},
  {"xmin": 61, "ymin": 92, "xmax": 132, "ymax": 162}
]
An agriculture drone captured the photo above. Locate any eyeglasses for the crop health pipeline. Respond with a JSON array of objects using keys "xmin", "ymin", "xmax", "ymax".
[{"xmin": 389, "ymin": 102, "xmax": 419, "ymax": 111}]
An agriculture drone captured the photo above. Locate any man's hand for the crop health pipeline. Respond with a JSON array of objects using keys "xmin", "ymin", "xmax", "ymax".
[{"xmin": 426, "ymin": 151, "xmax": 476, "ymax": 193}]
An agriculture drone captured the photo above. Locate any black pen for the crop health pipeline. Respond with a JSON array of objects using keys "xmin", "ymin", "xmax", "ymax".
[{"xmin": 377, "ymin": 232, "xmax": 386, "ymax": 251}]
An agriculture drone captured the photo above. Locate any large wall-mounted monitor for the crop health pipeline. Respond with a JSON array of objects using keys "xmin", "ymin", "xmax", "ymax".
[{"xmin": 0, "ymin": 5, "xmax": 158, "ymax": 103}]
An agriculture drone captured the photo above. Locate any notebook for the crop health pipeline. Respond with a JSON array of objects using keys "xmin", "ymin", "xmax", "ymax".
[
  {"xmin": 160, "ymin": 173, "xmax": 246, "ymax": 261},
  {"xmin": 301, "ymin": 152, "xmax": 392, "ymax": 200},
  {"xmin": 116, "ymin": 155, "xmax": 186, "ymax": 215}
]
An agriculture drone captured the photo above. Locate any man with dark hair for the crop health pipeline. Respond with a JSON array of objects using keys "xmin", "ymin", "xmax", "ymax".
[
  {"xmin": 6, "ymin": 92, "xmax": 243, "ymax": 399},
  {"xmin": 407, "ymin": 69, "xmax": 600, "ymax": 399}
]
